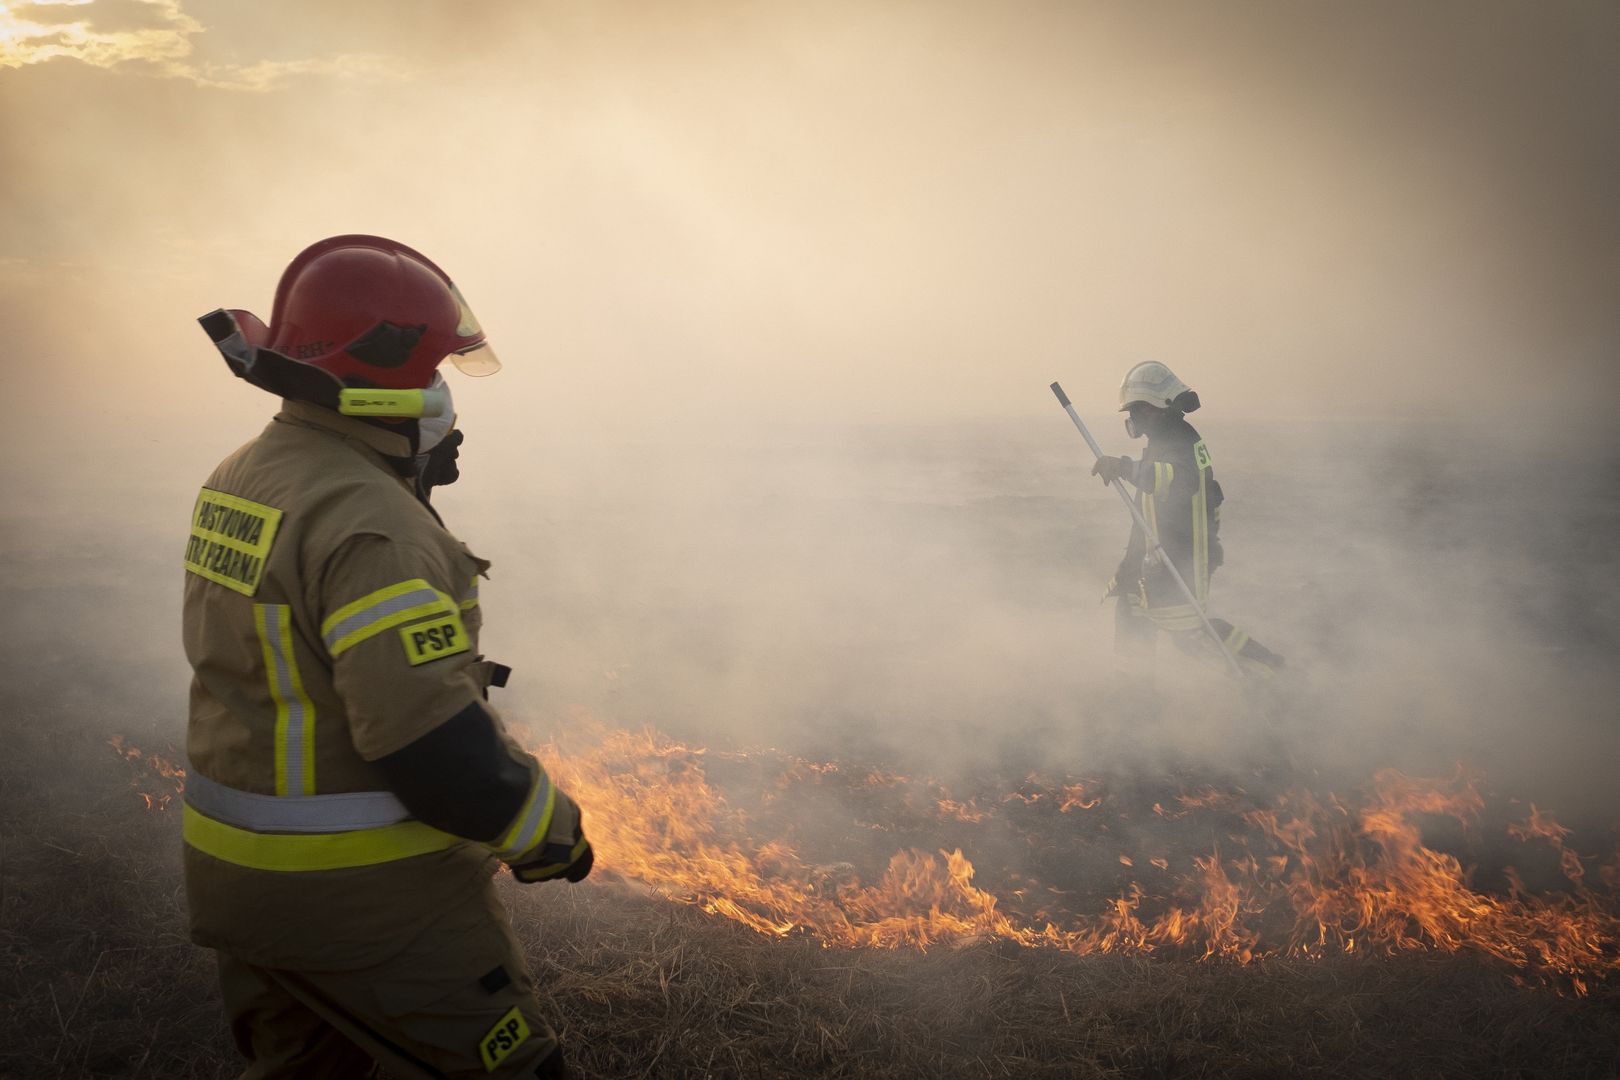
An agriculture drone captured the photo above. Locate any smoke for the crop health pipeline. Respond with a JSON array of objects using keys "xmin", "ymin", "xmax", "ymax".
[
  {"xmin": 4, "ymin": 1, "xmax": 1619, "ymax": 836},
  {"xmin": 452, "ymin": 406, "xmax": 1620, "ymax": 826}
]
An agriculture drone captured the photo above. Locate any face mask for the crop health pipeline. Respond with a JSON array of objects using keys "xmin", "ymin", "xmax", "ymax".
[
  {"xmin": 417, "ymin": 372, "xmax": 456, "ymax": 454},
  {"xmin": 1125, "ymin": 415, "xmax": 1141, "ymax": 439}
]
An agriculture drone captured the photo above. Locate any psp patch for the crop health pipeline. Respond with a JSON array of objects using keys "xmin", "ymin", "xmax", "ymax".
[
  {"xmin": 479, "ymin": 1005, "xmax": 530, "ymax": 1072},
  {"xmin": 398, "ymin": 610, "xmax": 471, "ymax": 666},
  {"xmin": 185, "ymin": 488, "xmax": 283, "ymax": 597}
]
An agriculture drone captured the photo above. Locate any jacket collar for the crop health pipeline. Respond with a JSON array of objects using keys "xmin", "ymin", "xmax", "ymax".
[{"xmin": 275, "ymin": 399, "xmax": 416, "ymax": 464}]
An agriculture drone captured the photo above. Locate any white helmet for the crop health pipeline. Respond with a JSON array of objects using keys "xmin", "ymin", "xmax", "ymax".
[{"xmin": 1118, "ymin": 361, "xmax": 1192, "ymax": 412}]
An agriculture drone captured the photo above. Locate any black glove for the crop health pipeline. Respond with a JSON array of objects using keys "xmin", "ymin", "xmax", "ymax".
[
  {"xmin": 1091, "ymin": 455, "xmax": 1133, "ymax": 486},
  {"xmin": 417, "ymin": 428, "xmax": 464, "ymax": 497},
  {"xmin": 512, "ymin": 824, "xmax": 593, "ymax": 884}
]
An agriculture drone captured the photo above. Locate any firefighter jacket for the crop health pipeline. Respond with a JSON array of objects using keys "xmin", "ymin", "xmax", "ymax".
[
  {"xmin": 181, "ymin": 400, "xmax": 580, "ymax": 970},
  {"xmin": 1112, "ymin": 416, "xmax": 1224, "ymax": 630}
]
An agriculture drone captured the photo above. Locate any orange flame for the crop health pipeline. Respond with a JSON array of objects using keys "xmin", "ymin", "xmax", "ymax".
[
  {"xmin": 113, "ymin": 724, "xmax": 1618, "ymax": 993},
  {"xmin": 1059, "ymin": 783, "xmax": 1100, "ymax": 812},
  {"xmin": 109, "ymin": 735, "xmax": 186, "ymax": 811},
  {"xmin": 540, "ymin": 726, "xmax": 1620, "ymax": 994}
]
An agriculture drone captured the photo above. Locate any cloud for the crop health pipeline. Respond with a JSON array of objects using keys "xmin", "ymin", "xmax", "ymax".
[{"xmin": 0, "ymin": 0, "xmax": 397, "ymax": 90}]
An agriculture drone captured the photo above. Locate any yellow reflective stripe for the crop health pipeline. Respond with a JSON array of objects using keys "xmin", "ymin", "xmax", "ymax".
[
  {"xmin": 254, "ymin": 605, "xmax": 284, "ymax": 794},
  {"xmin": 1153, "ymin": 461, "xmax": 1174, "ymax": 493},
  {"xmin": 1192, "ymin": 464, "xmax": 1209, "ymax": 603},
  {"xmin": 321, "ymin": 579, "xmax": 458, "ymax": 657},
  {"xmin": 496, "ymin": 771, "xmax": 557, "ymax": 861},
  {"xmin": 1145, "ymin": 604, "xmax": 1203, "ymax": 631},
  {"xmin": 183, "ymin": 804, "xmax": 461, "ymax": 871},
  {"xmin": 256, "ymin": 603, "xmax": 316, "ymax": 797},
  {"xmin": 460, "ymin": 577, "xmax": 479, "ymax": 612},
  {"xmin": 322, "ymin": 579, "xmax": 430, "ymax": 637},
  {"xmin": 515, "ymin": 835, "xmax": 590, "ymax": 881},
  {"xmin": 1225, "ymin": 628, "xmax": 1250, "ymax": 653}
]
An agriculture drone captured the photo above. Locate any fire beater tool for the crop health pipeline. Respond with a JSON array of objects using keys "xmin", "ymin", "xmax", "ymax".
[{"xmin": 1049, "ymin": 380, "xmax": 1245, "ymax": 679}]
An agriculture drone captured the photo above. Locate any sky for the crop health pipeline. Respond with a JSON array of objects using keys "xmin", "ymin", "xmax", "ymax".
[{"xmin": 2, "ymin": 0, "xmax": 1617, "ymax": 448}]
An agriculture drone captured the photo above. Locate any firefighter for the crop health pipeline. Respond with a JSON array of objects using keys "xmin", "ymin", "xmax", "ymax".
[
  {"xmin": 182, "ymin": 235, "xmax": 589, "ymax": 1078},
  {"xmin": 1091, "ymin": 361, "xmax": 1284, "ymax": 677}
]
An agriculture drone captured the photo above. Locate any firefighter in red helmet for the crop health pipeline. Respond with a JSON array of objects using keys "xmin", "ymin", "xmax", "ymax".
[{"xmin": 183, "ymin": 236, "xmax": 588, "ymax": 1078}]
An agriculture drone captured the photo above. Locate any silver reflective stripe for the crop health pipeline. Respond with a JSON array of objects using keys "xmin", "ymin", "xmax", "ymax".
[
  {"xmin": 259, "ymin": 603, "xmax": 312, "ymax": 796},
  {"xmin": 186, "ymin": 770, "xmax": 411, "ymax": 833},
  {"xmin": 500, "ymin": 772, "xmax": 553, "ymax": 858},
  {"xmin": 322, "ymin": 586, "xmax": 442, "ymax": 653}
]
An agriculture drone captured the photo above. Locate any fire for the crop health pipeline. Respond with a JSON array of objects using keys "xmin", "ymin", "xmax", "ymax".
[
  {"xmin": 540, "ymin": 725, "xmax": 1620, "ymax": 994},
  {"xmin": 109, "ymin": 735, "xmax": 186, "ymax": 810},
  {"xmin": 1059, "ymin": 782, "xmax": 1100, "ymax": 812},
  {"xmin": 110, "ymin": 723, "xmax": 1619, "ymax": 993}
]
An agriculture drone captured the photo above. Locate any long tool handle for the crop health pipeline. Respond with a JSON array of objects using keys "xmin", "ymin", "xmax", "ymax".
[{"xmin": 1050, "ymin": 381, "xmax": 1245, "ymax": 679}]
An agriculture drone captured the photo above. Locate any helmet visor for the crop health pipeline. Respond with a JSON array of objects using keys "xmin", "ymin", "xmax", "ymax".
[{"xmin": 447, "ymin": 341, "xmax": 502, "ymax": 377}]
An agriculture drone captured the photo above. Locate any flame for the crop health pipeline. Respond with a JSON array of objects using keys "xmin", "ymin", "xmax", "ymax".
[
  {"xmin": 112, "ymin": 723, "xmax": 1619, "ymax": 993},
  {"xmin": 1059, "ymin": 783, "xmax": 1100, "ymax": 812},
  {"xmin": 935, "ymin": 797, "xmax": 992, "ymax": 823},
  {"xmin": 109, "ymin": 735, "xmax": 186, "ymax": 811},
  {"xmin": 540, "ymin": 725, "xmax": 1620, "ymax": 994}
]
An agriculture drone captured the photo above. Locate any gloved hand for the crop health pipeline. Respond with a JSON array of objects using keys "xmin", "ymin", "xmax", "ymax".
[
  {"xmin": 417, "ymin": 428, "xmax": 464, "ymax": 496},
  {"xmin": 1091, "ymin": 455, "xmax": 1133, "ymax": 486},
  {"xmin": 511, "ymin": 823, "xmax": 593, "ymax": 884}
]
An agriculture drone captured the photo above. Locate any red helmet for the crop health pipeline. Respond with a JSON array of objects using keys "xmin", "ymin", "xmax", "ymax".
[{"xmin": 245, "ymin": 234, "xmax": 499, "ymax": 390}]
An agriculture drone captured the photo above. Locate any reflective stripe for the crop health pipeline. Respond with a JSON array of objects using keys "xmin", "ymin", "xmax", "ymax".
[
  {"xmin": 516, "ymin": 835, "xmax": 591, "ymax": 881},
  {"xmin": 1153, "ymin": 461, "xmax": 1174, "ymax": 493},
  {"xmin": 321, "ymin": 579, "xmax": 456, "ymax": 657},
  {"xmin": 186, "ymin": 771, "xmax": 410, "ymax": 832},
  {"xmin": 460, "ymin": 576, "xmax": 479, "ymax": 612},
  {"xmin": 256, "ymin": 603, "xmax": 315, "ymax": 796},
  {"xmin": 494, "ymin": 768, "xmax": 556, "ymax": 861},
  {"xmin": 1191, "ymin": 458, "xmax": 1210, "ymax": 604},
  {"xmin": 1145, "ymin": 603, "xmax": 1204, "ymax": 631},
  {"xmin": 184, "ymin": 804, "xmax": 461, "ymax": 872},
  {"xmin": 1224, "ymin": 628, "xmax": 1250, "ymax": 654}
]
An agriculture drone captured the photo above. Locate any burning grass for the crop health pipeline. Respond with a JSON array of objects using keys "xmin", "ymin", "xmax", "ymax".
[
  {"xmin": 2, "ymin": 712, "xmax": 1617, "ymax": 1077},
  {"xmin": 542, "ymin": 722, "xmax": 1620, "ymax": 994}
]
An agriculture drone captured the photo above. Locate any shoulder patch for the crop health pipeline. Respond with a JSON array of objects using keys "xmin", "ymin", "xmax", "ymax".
[
  {"xmin": 479, "ymin": 1005, "xmax": 531, "ymax": 1072},
  {"xmin": 185, "ymin": 488, "xmax": 283, "ymax": 596},
  {"xmin": 399, "ymin": 609, "xmax": 471, "ymax": 666},
  {"xmin": 1193, "ymin": 440, "xmax": 1212, "ymax": 470}
]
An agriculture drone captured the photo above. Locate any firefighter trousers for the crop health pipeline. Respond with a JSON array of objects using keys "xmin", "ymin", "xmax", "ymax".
[
  {"xmin": 214, "ymin": 887, "xmax": 566, "ymax": 1079},
  {"xmin": 1114, "ymin": 595, "xmax": 1284, "ymax": 676}
]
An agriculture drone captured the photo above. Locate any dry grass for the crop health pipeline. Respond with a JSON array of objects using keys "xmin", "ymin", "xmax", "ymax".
[
  {"xmin": 3, "ymin": 712, "xmax": 1618, "ymax": 1079},
  {"xmin": 508, "ymin": 879, "xmax": 1620, "ymax": 1080}
]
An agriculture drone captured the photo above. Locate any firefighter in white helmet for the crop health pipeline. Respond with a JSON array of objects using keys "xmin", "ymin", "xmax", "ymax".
[
  {"xmin": 182, "ymin": 236, "xmax": 589, "ymax": 1078},
  {"xmin": 1091, "ymin": 361, "xmax": 1284, "ymax": 675}
]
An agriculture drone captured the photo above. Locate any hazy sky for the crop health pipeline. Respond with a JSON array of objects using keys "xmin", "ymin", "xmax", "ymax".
[{"xmin": 2, "ymin": 0, "xmax": 1616, "ymax": 449}]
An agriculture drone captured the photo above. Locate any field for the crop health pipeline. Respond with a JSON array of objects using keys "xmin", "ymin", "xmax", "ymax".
[{"xmin": 4, "ymin": 417, "xmax": 1619, "ymax": 1077}]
